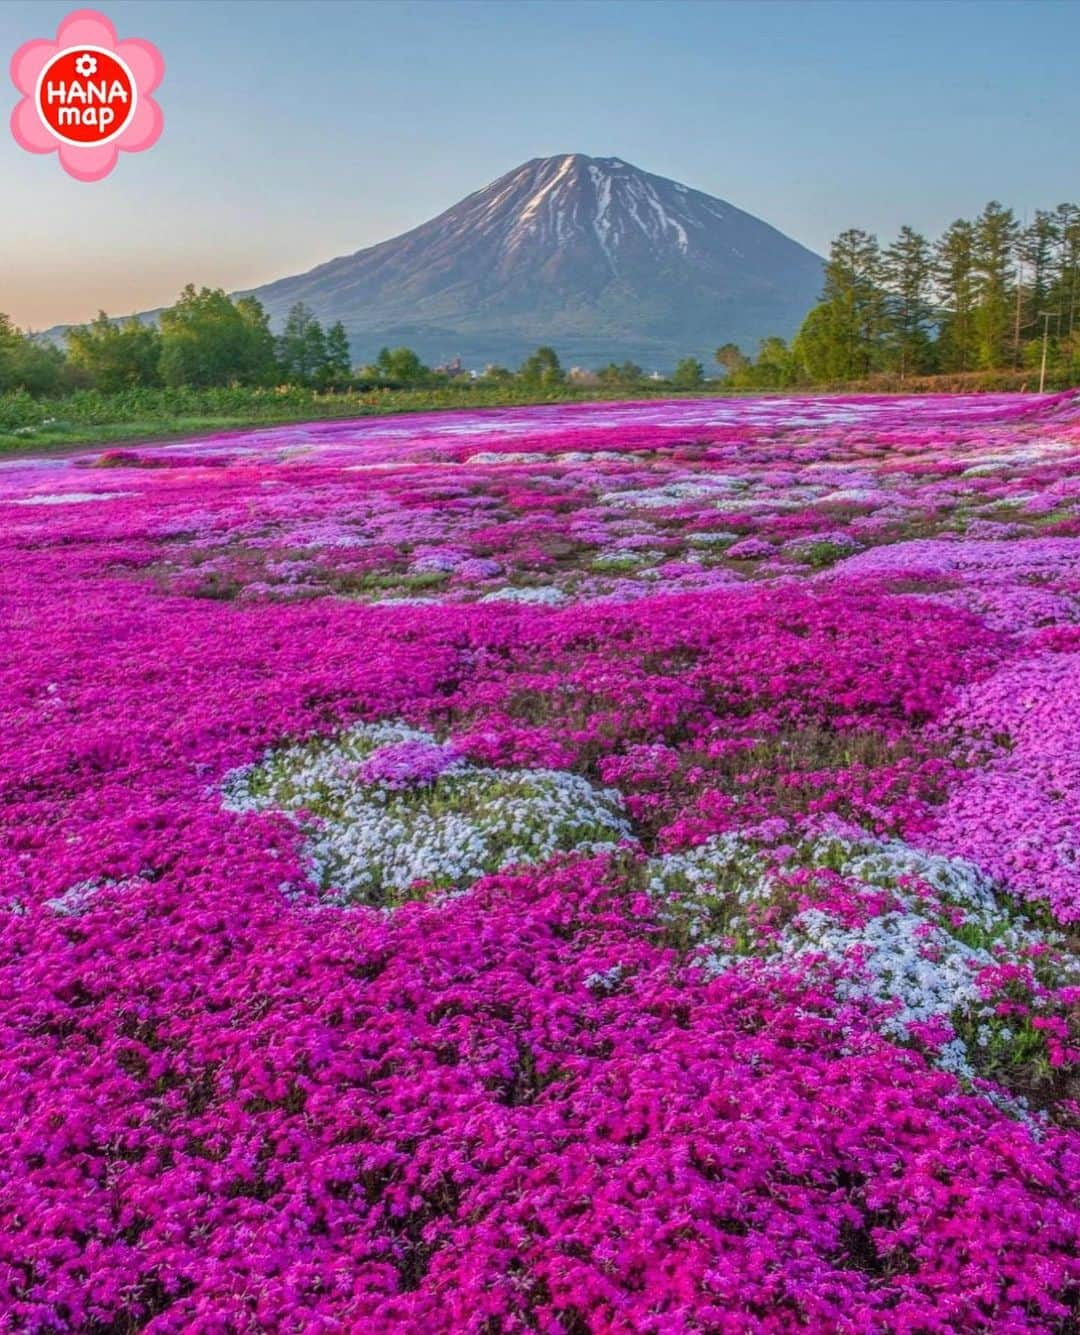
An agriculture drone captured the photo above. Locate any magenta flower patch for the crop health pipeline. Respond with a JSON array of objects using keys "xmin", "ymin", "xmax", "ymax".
[
  {"xmin": 357, "ymin": 738, "xmax": 463, "ymax": 788},
  {"xmin": 3, "ymin": 392, "xmax": 1080, "ymax": 1328}
]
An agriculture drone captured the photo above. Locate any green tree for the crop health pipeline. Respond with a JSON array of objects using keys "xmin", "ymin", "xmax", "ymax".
[
  {"xmin": 1055, "ymin": 328, "xmax": 1080, "ymax": 386},
  {"xmin": 934, "ymin": 219, "xmax": 978, "ymax": 372},
  {"xmin": 277, "ymin": 302, "xmax": 328, "ymax": 386},
  {"xmin": 159, "ymin": 285, "xmax": 276, "ymax": 388},
  {"xmin": 1012, "ymin": 211, "xmax": 1060, "ymax": 366},
  {"xmin": 671, "ymin": 356, "xmax": 705, "ymax": 388},
  {"xmin": 518, "ymin": 345, "xmax": 564, "ymax": 386},
  {"xmin": 971, "ymin": 201, "xmax": 1019, "ymax": 369},
  {"xmin": 741, "ymin": 198, "xmax": 1080, "ymax": 383},
  {"xmin": 66, "ymin": 312, "xmax": 162, "ymax": 391},
  {"xmin": 1049, "ymin": 204, "xmax": 1080, "ymax": 340},
  {"xmin": 714, "ymin": 342, "xmax": 750, "ymax": 378},
  {"xmin": 751, "ymin": 336, "xmax": 799, "ymax": 388},
  {"xmin": 791, "ymin": 306, "xmax": 835, "ymax": 382},
  {"xmin": 0, "ymin": 314, "xmax": 66, "ymax": 396},
  {"xmin": 596, "ymin": 360, "xmax": 643, "ymax": 386},
  {"xmin": 793, "ymin": 229, "xmax": 886, "ymax": 381},
  {"xmin": 882, "ymin": 226, "xmax": 935, "ymax": 377},
  {"xmin": 479, "ymin": 363, "xmax": 513, "ymax": 384},
  {"xmin": 323, "ymin": 321, "xmax": 352, "ymax": 388},
  {"xmin": 1020, "ymin": 212, "xmax": 1058, "ymax": 324},
  {"xmin": 373, "ymin": 346, "xmax": 429, "ymax": 385}
]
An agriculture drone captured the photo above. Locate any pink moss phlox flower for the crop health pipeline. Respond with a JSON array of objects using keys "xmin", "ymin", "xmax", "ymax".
[
  {"xmin": 2, "ymin": 391, "xmax": 1080, "ymax": 1326},
  {"xmin": 357, "ymin": 739, "xmax": 462, "ymax": 789}
]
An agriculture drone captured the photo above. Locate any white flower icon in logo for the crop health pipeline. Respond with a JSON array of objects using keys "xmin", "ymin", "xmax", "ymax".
[{"xmin": 10, "ymin": 8, "xmax": 164, "ymax": 181}]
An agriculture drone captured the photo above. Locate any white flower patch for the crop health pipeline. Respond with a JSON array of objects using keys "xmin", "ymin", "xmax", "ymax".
[
  {"xmin": 45, "ymin": 876, "xmax": 142, "ymax": 916},
  {"xmin": 46, "ymin": 880, "xmax": 103, "ymax": 916},
  {"xmin": 584, "ymin": 963, "xmax": 626, "ymax": 994},
  {"xmin": 644, "ymin": 833, "xmax": 773, "ymax": 948},
  {"xmin": 223, "ymin": 721, "xmax": 630, "ymax": 908},
  {"xmin": 12, "ymin": 491, "xmax": 130, "ymax": 505},
  {"xmin": 813, "ymin": 488, "xmax": 888, "ymax": 506},
  {"xmin": 599, "ymin": 478, "xmax": 744, "ymax": 509},
  {"xmin": 686, "ymin": 531, "xmax": 740, "ymax": 546},
  {"xmin": 960, "ymin": 441, "xmax": 1076, "ymax": 474},
  {"xmin": 480, "ymin": 585, "xmax": 568, "ymax": 606},
  {"xmin": 369, "ymin": 596, "xmax": 441, "ymax": 607},
  {"xmin": 835, "ymin": 838, "xmax": 999, "ymax": 914},
  {"xmin": 589, "ymin": 550, "xmax": 652, "ymax": 570},
  {"xmin": 464, "ymin": 451, "xmax": 548, "ymax": 465},
  {"xmin": 644, "ymin": 829, "xmax": 1059, "ymax": 1082},
  {"xmin": 780, "ymin": 908, "xmax": 994, "ymax": 1074},
  {"xmin": 556, "ymin": 450, "xmax": 626, "ymax": 464}
]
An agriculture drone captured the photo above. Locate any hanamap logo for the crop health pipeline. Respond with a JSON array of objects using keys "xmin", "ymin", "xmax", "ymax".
[
  {"xmin": 36, "ymin": 46, "xmax": 137, "ymax": 146},
  {"xmin": 11, "ymin": 8, "xmax": 163, "ymax": 181}
]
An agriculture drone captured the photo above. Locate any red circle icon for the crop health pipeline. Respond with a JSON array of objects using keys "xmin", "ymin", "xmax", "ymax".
[{"xmin": 35, "ymin": 47, "xmax": 137, "ymax": 146}]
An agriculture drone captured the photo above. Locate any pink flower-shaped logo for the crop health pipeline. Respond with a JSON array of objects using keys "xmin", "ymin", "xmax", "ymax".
[{"xmin": 10, "ymin": 8, "xmax": 163, "ymax": 181}]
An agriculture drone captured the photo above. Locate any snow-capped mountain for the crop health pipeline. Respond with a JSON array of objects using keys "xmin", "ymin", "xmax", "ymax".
[{"xmin": 254, "ymin": 154, "xmax": 825, "ymax": 369}]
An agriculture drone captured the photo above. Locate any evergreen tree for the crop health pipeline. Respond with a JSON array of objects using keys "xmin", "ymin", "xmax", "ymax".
[
  {"xmin": 731, "ymin": 199, "xmax": 1080, "ymax": 385},
  {"xmin": 882, "ymin": 226, "xmax": 934, "ymax": 377},
  {"xmin": 277, "ymin": 303, "xmax": 328, "ymax": 386},
  {"xmin": 323, "ymin": 322, "xmax": 352, "ymax": 388},
  {"xmin": 1020, "ymin": 212, "xmax": 1058, "ymax": 326},
  {"xmin": 934, "ymin": 220, "xmax": 978, "ymax": 372},
  {"xmin": 793, "ymin": 230, "xmax": 885, "ymax": 381},
  {"xmin": 971, "ymin": 201, "xmax": 1019, "ymax": 369},
  {"xmin": 1051, "ymin": 204, "xmax": 1080, "ymax": 339}
]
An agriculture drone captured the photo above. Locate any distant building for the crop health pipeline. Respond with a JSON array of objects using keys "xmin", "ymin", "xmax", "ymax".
[
  {"xmin": 567, "ymin": 367, "xmax": 600, "ymax": 385},
  {"xmin": 434, "ymin": 356, "xmax": 468, "ymax": 379}
]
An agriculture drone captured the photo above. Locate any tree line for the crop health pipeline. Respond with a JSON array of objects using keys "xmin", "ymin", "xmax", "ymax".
[
  {"xmin": 0, "ymin": 288, "xmax": 355, "ymax": 397},
  {"xmin": 5, "ymin": 202, "xmax": 1080, "ymax": 404},
  {"xmin": 0, "ymin": 306, "xmax": 696, "ymax": 399},
  {"xmin": 0, "ymin": 289, "xmax": 673, "ymax": 398},
  {"xmin": 720, "ymin": 200, "xmax": 1080, "ymax": 388},
  {"xmin": 1, "ymin": 289, "xmax": 647, "ymax": 398}
]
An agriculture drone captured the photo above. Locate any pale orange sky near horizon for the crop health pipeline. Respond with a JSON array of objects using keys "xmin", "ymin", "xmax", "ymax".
[
  {"xmin": 5, "ymin": 0, "xmax": 1080, "ymax": 332},
  {"xmin": 8, "ymin": 246, "xmax": 324, "ymax": 332}
]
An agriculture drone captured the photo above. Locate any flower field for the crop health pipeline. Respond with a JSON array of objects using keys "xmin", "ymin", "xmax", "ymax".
[{"xmin": 2, "ymin": 392, "xmax": 1080, "ymax": 1331}]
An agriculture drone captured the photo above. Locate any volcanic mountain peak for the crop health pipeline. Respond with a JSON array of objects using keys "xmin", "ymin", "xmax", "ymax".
[
  {"xmin": 470, "ymin": 153, "xmax": 718, "ymax": 264},
  {"xmin": 67, "ymin": 154, "xmax": 819, "ymax": 372}
]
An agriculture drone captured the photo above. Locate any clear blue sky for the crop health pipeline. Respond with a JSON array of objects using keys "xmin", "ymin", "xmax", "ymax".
[{"xmin": 4, "ymin": 0, "xmax": 1079, "ymax": 328}]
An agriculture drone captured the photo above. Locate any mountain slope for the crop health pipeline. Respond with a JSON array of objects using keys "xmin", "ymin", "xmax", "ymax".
[{"xmin": 244, "ymin": 154, "xmax": 823, "ymax": 369}]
